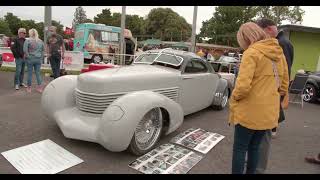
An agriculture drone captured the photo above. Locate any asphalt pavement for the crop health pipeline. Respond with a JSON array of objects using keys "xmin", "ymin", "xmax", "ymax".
[{"xmin": 0, "ymin": 71, "xmax": 319, "ymax": 174}]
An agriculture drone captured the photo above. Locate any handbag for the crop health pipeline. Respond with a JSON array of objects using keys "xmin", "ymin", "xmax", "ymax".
[{"xmin": 271, "ymin": 60, "xmax": 289, "ymax": 109}]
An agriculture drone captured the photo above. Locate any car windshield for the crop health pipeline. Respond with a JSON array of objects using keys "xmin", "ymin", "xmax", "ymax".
[
  {"xmin": 154, "ymin": 54, "xmax": 183, "ymax": 66},
  {"xmin": 134, "ymin": 51, "xmax": 183, "ymax": 67},
  {"xmin": 134, "ymin": 53, "xmax": 158, "ymax": 64}
]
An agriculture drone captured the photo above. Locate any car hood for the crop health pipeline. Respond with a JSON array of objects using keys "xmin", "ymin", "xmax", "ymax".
[{"xmin": 77, "ymin": 64, "xmax": 181, "ymax": 94}]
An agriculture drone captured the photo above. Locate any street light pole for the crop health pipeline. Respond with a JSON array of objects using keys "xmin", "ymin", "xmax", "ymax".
[
  {"xmin": 120, "ymin": 6, "xmax": 126, "ymax": 65},
  {"xmin": 44, "ymin": 6, "xmax": 52, "ymax": 45},
  {"xmin": 190, "ymin": 6, "xmax": 198, "ymax": 53}
]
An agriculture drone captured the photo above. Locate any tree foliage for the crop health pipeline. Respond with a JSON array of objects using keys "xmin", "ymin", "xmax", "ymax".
[
  {"xmin": 73, "ymin": 6, "xmax": 88, "ymax": 27},
  {"xmin": 4, "ymin": 12, "xmax": 23, "ymax": 36},
  {"xmin": 93, "ymin": 9, "xmax": 146, "ymax": 37},
  {"xmin": 0, "ymin": 18, "xmax": 12, "ymax": 36},
  {"xmin": 94, "ymin": 8, "xmax": 113, "ymax": 25},
  {"xmin": 145, "ymin": 8, "xmax": 192, "ymax": 41},
  {"xmin": 199, "ymin": 6, "xmax": 305, "ymax": 47}
]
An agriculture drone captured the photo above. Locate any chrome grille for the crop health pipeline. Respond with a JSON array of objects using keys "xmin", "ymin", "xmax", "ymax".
[
  {"xmin": 153, "ymin": 87, "xmax": 179, "ymax": 102},
  {"xmin": 75, "ymin": 87, "xmax": 179, "ymax": 114}
]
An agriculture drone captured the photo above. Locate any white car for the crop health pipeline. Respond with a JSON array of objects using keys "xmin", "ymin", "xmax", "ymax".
[{"xmin": 41, "ymin": 48, "xmax": 229, "ymax": 155}]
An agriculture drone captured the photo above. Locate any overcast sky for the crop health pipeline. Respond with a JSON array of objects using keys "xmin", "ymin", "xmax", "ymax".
[{"xmin": 0, "ymin": 6, "xmax": 319, "ymax": 34}]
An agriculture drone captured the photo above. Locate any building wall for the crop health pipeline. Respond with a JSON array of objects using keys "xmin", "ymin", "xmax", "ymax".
[{"xmin": 289, "ymin": 31, "xmax": 320, "ymax": 77}]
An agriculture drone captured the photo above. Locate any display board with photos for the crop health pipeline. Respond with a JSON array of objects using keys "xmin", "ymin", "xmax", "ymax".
[
  {"xmin": 129, "ymin": 143, "xmax": 203, "ymax": 174},
  {"xmin": 170, "ymin": 128, "xmax": 225, "ymax": 154}
]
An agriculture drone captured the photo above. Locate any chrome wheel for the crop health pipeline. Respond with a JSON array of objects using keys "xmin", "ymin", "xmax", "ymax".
[
  {"xmin": 134, "ymin": 108, "xmax": 163, "ymax": 151},
  {"xmin": 221, "ymin": 89, "xmax": 229, "ymax": 108},
  {"xmin": 92, "ymin": 55, "xmax": 102, "ymax": 64},
  {"xmin": 303, "ymin": 84, "xmax": 315, "ymax": 102}
]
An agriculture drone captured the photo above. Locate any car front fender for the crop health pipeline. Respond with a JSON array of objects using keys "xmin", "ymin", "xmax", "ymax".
[
  {"xmin": 96, "ymin": 90, "xmax": 184, "ymax": 152},
  {"xmin": 212, "ymin": 78, "xmax": 228, "ymax": 106},
  {"xmin": 41, "ymin": 75, "xmax": 77, "ymax": 121}
]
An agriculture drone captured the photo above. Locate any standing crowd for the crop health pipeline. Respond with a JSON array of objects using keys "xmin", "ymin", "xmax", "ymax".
[{"xmin": 10, "ymin": 26, "xmax": 65, "ymax": 92}]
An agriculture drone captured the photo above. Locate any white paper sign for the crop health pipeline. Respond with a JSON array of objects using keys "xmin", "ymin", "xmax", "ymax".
[
  {"xmin": 1, "ymin": 139, "xmax": 83, "ymax": 174},
  {"xmin": 0, "ymin": 47, "xmax": 84, "ymax": 71},
  {"xmin": 171, "ymin": 128, "xmax": 225, "ymax": 154}
]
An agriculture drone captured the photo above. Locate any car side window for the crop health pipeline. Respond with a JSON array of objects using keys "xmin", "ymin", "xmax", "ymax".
[{"xmin": 184, "ymin": 60, "xmax": 208, "ymax": 73}]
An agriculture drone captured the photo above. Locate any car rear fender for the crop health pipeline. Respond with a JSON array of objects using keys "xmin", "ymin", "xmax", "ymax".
[
  {"xmin": 212, "ymin": 78, "xmax": 228, "ymax": 106},
  {"xmin": 97, "ymin": 90, "xmax": 184, "ymax": 152}
]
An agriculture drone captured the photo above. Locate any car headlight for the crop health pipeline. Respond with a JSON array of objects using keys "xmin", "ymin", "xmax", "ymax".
[{"xmin": 105, "ymin": 105, "xmax": 125, "ymax": 121}]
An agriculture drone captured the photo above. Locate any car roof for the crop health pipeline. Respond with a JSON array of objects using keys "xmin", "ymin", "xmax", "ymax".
[{"xmin": 145, "ymin": 48, "xmax": 201, "ymax": 60}]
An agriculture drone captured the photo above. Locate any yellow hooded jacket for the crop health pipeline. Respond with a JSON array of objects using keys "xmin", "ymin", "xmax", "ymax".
[{"xmin": 229, "ymin": 38, "xmax": 289, "ymax": 130}]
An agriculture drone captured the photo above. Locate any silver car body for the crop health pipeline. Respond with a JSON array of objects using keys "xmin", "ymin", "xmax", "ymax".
[{"xmin": 42, "ymin": 49, "xmax": 228, "ymax": 152}]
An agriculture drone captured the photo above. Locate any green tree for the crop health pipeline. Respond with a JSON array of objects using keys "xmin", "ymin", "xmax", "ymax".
[
  {"xmin": 108, "ymin": 13, "xmax": 146, "ymax": 36},
  {"xmin": 199, "ymin": 6, "xmax": 305, "ymax": 47},
  {"xmin": 35, "ymin": 22, "xmax": 44, "ymax": 39},
  {"xmin": 94, "ymin": 9, "xmax": 146, "ymax": 37},
  {"xmin": 145, "ymin": 8, "xmax": 191, "ymax": 41},
  {"xmin": 72, "ymin": 6, "xmax": 88, "ymax": 27},
  {"xmin": 256, "ymin": 6, "xmax": 305, "ymax": 25},
  {"xmin": 0, "ymin": 18, "xmax": 12, "ymax": 36},
  {"xmin": 94, "ymin": 8, "xmax": 113, "ymax": 25},
  {"xmin": 4, "ymin": 12, "xmax": 23, "ymax": 36},
  {"xmin": 21, "ymin": 20, "xmax": 37, "ymax": 33},
  {"xmin": 199, "ymin": 6, "xmax": 258, "ymax": 46}
]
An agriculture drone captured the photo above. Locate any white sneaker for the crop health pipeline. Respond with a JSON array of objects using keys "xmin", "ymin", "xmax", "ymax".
[
  {"xmin": 15, "ymin": 85, "xmax": 19, "ymax": 90},
  {"xmin": 20, "ymin": 83, "xmax": 27, "ymax": 88}
]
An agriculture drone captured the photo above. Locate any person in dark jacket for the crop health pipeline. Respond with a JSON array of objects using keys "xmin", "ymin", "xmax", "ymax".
[
  {"xmin": 255, "ymin": 18, "xmax": 294, "ymax": 174},
  {"xmin": 10, "ymin": 28, "xmax": 27, "ymax": 90}
]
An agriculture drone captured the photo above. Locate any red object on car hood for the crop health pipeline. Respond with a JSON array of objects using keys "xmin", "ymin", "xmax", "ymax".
[
  {"xmin": 2, "ymin": 53, "xmax": 15, "ymax": 62},
  {"xmin": 81, "ymin": 64, "xmax": 117, "ymax": 74}
]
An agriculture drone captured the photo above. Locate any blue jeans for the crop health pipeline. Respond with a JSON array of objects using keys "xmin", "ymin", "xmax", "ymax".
[
  {"xmin": 49, "ymin": 56, "xmax": 61, "ymax": 79},
  {"xmin": 27, "ymin": 58, "xmax": 42, "ymax": 86},
  {"xmin": 232, "ymin": 124, "xmax": 266, "ymax": 174},
  {"xmin": 14, "ymin": 58, "xmax": 26, "ymax": 86}
]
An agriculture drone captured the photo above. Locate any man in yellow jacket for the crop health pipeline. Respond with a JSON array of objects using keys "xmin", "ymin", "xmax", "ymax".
[{"xmin": 230, "ymin": 22, "xmax": 289, "ymax": 174}]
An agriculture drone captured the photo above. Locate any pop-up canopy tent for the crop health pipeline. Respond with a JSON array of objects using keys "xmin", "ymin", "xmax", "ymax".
[
  {"xmin": 143, "ymin": 39, "xmax": 162, "ymax": 46},
  {"xmin": 171, "ymin": 41, "xmax": 190, "ymax": 51}
]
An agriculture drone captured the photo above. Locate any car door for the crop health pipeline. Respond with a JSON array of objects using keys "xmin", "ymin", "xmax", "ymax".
[{"xmin": 180, "ymin": 59, "xmax": 218, "ymax": 115}]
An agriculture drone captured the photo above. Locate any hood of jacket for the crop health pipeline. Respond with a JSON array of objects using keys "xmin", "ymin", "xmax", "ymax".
[{"xmin": 249, "ymin": 38, "xmax": 283, "ymax": 62}]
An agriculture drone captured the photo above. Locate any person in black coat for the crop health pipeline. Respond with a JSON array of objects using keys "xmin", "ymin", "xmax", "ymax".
[
  {"xmin": 10, "ymin": 28, "xmax": 27, "ymax": 90},
  {"xmin": 255, "ymin": 18, "xmax": 294, "ymax": 174}
]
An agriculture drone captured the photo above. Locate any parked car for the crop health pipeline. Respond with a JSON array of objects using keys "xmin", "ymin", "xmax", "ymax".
[
  {"xmin": 209, "ymin": 58, "xmax": 239, "ymax": 93},
  {"xmin": 41, "ymin": 48, "xmax": 229, "ymax": 155},
  {"xmin": 209, "ymin": 61, "xmax": 236, "ymax": 94},
  {"xmin": 303, "ymin": 71, "xmax": 320, "ymax": 103},
  {"xmin": 0, "ymin": 34, "xmax": 8, "ymax": 47}
]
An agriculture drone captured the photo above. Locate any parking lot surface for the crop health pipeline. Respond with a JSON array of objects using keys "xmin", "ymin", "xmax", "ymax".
[{"xmin": 0, "ymin": 71, "xmax": 319, "ymax": 174}]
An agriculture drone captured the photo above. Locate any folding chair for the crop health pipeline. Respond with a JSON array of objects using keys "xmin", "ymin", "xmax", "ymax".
[{"xmin": 288, "ymin": 73, "xmax": 309, "ymax": 108}]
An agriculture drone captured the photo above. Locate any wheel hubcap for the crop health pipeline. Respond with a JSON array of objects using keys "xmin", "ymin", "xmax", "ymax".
[
  {"xmin": 221, "ymin": 90, "xmax": 228, "ymax": 107},
  {"xmin": 135, "ymin": 108, "xmax": 162, "ymax": 151},
  {"xmin": 303, "ymin": 87, "xmax": 314, "ymax": 101},
  {"xmin": 94, "ymin": 56, "xmax": 101, "ymax": 63}
]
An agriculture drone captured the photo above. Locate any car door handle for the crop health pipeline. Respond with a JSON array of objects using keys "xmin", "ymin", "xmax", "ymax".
[{"xmin": 183, "ymin": 76, "xmax": 193, "ymax": 80}]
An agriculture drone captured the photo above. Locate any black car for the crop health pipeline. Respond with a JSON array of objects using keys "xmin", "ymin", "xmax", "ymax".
[{"xmin": 303, "ymin": 71, "xmax": 320, "ymax": 103}]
